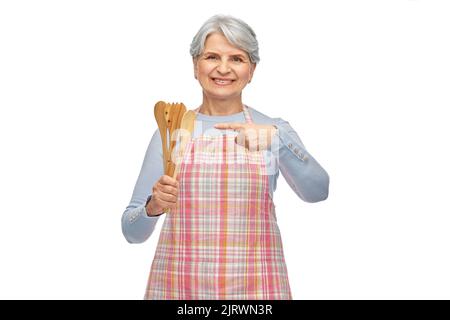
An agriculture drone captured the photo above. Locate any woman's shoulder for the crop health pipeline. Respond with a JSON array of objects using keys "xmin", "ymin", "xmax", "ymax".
[{"xmin": 247, "ymin": 105, "xmax": 288, "ymax": 127}]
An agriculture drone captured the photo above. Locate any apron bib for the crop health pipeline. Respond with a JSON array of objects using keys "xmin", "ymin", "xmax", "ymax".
[{"xmin": 145, "ymin": 105, "xmax": 292, "ymax": 300}]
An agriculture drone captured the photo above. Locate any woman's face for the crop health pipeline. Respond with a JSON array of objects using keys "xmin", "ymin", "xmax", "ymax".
[{"xmin": 193, "ymin": 32, "xmax": 256, "ymax": 101}]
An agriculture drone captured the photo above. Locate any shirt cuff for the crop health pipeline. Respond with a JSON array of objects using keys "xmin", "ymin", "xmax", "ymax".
[
  {"xmin": 144, "ymin": 194, "xmax": 164, "ymax": 217},
  {"xmin": 273, "ymin": 124, "xmax": 308, "ymax": 162}
]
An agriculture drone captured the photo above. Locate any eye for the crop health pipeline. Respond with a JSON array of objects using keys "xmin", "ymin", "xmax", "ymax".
[
  {"xmin": 231, "ymin": 56, "xmax": 243, "ymax": 62},
  {"xmin": 206, "ymin": 55, "xmax": 218, "ymax": 60}
]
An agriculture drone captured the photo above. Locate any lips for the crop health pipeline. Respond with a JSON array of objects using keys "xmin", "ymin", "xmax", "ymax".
[{"xmin": 212, "ymin": 77, "xmax": 235, "ymax": 86}]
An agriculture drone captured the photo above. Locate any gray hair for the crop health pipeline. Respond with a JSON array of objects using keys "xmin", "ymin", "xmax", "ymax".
[{"xmin": 190, "ymin": 14, "xmax": 260, "ymax": 64}]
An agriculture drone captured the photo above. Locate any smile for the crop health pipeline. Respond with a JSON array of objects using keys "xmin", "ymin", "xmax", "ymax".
[{"xmin": 212, "ymin": 78, "xmax": 235, "ymax": 86}]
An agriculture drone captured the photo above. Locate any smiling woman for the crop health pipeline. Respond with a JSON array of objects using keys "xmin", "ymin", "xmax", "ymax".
[
  {"xmin": 193, "ymin": 32, "xmax": 255, "ymax": 105},
  {"xmin": 121, "ymin": 14, "xmax": 330, "ymax": 300}
]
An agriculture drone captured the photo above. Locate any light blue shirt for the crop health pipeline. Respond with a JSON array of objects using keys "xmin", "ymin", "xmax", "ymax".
[{"xmin": 121, "ymin": 106, "xmax": 329, "ymax": 243}]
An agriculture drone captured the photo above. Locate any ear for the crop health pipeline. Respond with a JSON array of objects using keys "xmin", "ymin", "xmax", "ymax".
[{"xmin": 248, "ymin": 63, "xmax": 256, "ymax": 83}]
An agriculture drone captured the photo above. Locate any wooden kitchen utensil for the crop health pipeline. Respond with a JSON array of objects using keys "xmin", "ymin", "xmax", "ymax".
[
  {"xmin": 165, "ymin": 109, "xmax": 196, "ymax": 214},
  {"xmin": 172, "ymin": 110, "xmax": 196, "ymax": 180},
  {"xmin": 164, "ymin": 102, "xmax": 186, "ymax": 177},
  {"xmin": 154, "ymin": 101, "xmax": 169, "ymax": 174},
  {"xmin": 154, "ymin": 101, "xmax": 192, "ymax": 214},
  {"xmin": 154, "ymin": 101, "xmax": 186, "ymax": 175}
]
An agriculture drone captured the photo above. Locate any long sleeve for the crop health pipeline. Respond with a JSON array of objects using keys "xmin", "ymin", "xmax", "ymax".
[
  {"xmin": 121, "ymin": 109, "xmax": 329, "ymax": 244},
  {"xmin": 273, "ymin": 118, "xmax": 329, "ymax": 202},
  {"xmin": 121, "ymin": 129, "xmax": 164, "ymax": 243}
]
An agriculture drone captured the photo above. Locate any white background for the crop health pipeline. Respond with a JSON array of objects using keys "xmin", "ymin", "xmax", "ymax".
[{"xmin": 0, "ymin": 0, "xmax": 449, "ymax": 299}]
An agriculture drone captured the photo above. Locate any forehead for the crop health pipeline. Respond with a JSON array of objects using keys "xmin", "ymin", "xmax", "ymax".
[{"xmin": 203, "ymin": 32, "xmax": 247, "ymax": 56}]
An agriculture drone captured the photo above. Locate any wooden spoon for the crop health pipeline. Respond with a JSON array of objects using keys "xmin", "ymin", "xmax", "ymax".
[
  {"xmin": 154, "ymin": 101, "xmax": 186, "ymax": 175},
  {"xmin": 165, "ymin": 102, "xmax": 186, "ymax": 176},
  {"xmin": 172, "ymin": 110, "xmax": 196, "ymax": 179},
  {"xmin": 154, "ymin": 101, "xmax": 169, "ymax": 173},
  {"xmin": 164, "ymin": 109, "xmax": 196, "ymax": 214}
]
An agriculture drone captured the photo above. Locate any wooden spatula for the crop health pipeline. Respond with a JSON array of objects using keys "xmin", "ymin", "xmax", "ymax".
[
  {"xmin": 154, "ymin": 101, "xmax": 186, "ymax": 176},
  {"xmin": 172, "ymin": 110, "xmax": 196, "ymax": 180}
]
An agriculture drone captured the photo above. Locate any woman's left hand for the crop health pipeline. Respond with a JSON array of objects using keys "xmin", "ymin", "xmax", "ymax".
[{"xmin": 214, "ymin": 123, "xmax": 277, "ymax": 151}]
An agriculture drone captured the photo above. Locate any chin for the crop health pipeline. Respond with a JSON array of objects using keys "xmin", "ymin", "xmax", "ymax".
[
  {"xmin": 206, "ymin": 91, "xmax": 239, "ymax": 100},
  {"xmin": 203, "ymin": 87, "xmax": 237, "ymax": 97}
]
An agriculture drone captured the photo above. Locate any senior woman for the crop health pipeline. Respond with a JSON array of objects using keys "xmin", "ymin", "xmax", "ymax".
[{"xmin": 122, "ymin": 14, "xmax": 329, "ymax": 300}]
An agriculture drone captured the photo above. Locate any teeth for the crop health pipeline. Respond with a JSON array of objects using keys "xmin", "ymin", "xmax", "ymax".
[{"xmin": 214, "ymin": 79, "xmax": 232, "ymax": 85}]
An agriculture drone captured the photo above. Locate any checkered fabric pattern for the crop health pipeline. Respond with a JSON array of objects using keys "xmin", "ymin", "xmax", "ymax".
[{"xmin": 145, "ymin": 106, "xmax": 291, "ymax": 300}]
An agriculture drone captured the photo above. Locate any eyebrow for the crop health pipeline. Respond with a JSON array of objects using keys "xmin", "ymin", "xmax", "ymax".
[{"xmin": 203, "ymin": 51, "xmax": 247, "ymax": 58}]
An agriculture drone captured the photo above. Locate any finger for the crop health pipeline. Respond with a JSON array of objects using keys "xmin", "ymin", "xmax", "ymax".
[
  {"xmin": 160, "ymin": 175, "xmax": 179, "ymax": 187},
  {"xmin": 157, "ymin": 192, "xmax": 177, "ymax": 203},
  {"xmin": 159, "ymin": 183, "xmax": 178, "ymax": 197},
  {"xmin": 214, "ymin": 123, "xmax": 246, "ymax": 130},
  {"xmin": 153, "ymin": 191, "xmax": 177, "ymax": 204},
  {"xmin": 234, "ymin": 132, "xmax": 246, "ymax": 147}
]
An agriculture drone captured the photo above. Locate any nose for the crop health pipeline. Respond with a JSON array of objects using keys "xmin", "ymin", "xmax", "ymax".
[{"xmin": 217, "ymin": 59, "xmax": 231, "ymax": 74}]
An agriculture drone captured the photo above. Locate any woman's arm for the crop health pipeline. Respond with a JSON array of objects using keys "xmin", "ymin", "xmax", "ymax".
[
  {"xmin": 121, "ymin": 129, "xmax": 164, "ymax": 243},
  {"xmin": 273, "ymin": 118, "xmax": 329, "ymax": 202}
]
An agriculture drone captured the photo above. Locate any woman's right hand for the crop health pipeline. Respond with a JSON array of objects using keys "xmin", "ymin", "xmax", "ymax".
[{"xmin": 146, "ymin": 175, "xmax": 179, "ymax": 216}]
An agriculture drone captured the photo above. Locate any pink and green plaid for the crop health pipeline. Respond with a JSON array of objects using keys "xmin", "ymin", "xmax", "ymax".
[{"xmin": 145, "ymin": 106, "xmax": 291, "ymax": 300}]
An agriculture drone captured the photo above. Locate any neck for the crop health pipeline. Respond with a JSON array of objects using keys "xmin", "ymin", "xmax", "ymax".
[{"xmin": 198, "ymin": 94, "xmax": 244, "ymax": 116}]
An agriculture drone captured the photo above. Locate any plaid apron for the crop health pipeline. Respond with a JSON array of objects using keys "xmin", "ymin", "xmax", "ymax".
[{"xmin": 145, "ymin": 105, "xmax": 292, "ymax": 299}]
